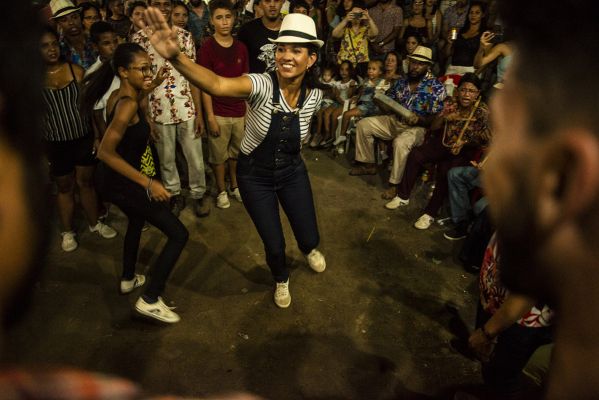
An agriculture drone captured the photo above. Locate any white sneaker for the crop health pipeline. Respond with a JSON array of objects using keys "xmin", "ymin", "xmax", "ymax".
[
  {"xmin": 414, "ymin": 214, "xmax": 435, "ymax": 230},
  {"xmin": 305, "ymin": 249, "xmax": 326, "ymax": 272},
  {"xmin": 135, "ymin": 296, "xmax": 180, "ymax": 323},
  {"xmin": 385, "ymin": 196, "xmax": 409, "ymax": 210},
  {"xmin": 120, "ymin": 274, "xmax": 146, "ymax": 294},
  {"xmin": 216, "ymin": 191, "xmax": 230, "ymax": 209},
  {"xmin": 61, "ymin": 231, "xmax": 78, "ymax": 252},
  {"xmin": 89, "ymin": 221, "xmax": 117, "ymax": 239},
  {"xmin": 230, "ymin": 187, "xmax": 243, "ymax": 202},
  {"xmin": 274, "ymin": 279, "xmax": 291, "ymax": 308}
]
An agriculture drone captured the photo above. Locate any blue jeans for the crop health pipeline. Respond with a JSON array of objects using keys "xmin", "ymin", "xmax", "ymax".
[
  {"xmin": 237, "ymin": 157, "xmax": 320, "ymax": 282},
  {"xmin": 115, "ymin": 190, "xmax": 189, "ymax": 301},
  {"xmin": 448, "ymin": 166, "xmax": 487, "ymax": 224}
]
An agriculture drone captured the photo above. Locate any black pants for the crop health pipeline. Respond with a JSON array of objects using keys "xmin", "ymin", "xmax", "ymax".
[
  {"xmin": 477, "ymin": 306, "xmax": 553, "ymax": 395},
  {"xmin": 237, "ymin": 157, "xmax": 320, "ymax": 283},
  {"xmin": 114, "ymin": 188, "xmax": 189, "ymax": 300}
]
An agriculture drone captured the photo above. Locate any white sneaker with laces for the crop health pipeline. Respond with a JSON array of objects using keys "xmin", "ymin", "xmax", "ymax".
[
  {"xmin": 385, "ymin": 196, "xmax": 409, "ymax": 210},
  {"xmin": 230, "ymin": 187, "xmax": 243, "ymax": 202},
  {"xmin": 61, "ymin": 231, "xmax": 78, "ymax": 252},
  {"xmin": 135, "ymin": 296, "xmax": 180, "ymax": 323},
  {"xmin": 216, "ymin": 191, "xmax": 230, "ymax": 209},
  {"xmin": 305, "ymin": 249, "xmax": 326, "ymax": 272},
  {"xmin": 274, "ymin": 279, "xmax": 291, "ymax": 308},
  {"xmin": 89, "ymin": 221, "xmax": 117, "ymax": 239},
  {"xmin": 414, "ymin": 214, "xmax": 435, "ymax": 230},
  {"xmin": 120, "ymin": 274, "xmax": 146, "ymax": 294}
]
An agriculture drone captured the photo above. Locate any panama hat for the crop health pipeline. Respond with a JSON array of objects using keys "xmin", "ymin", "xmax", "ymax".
[
  {"xmin": 50, "ymin": 0, "xmax": 81, "ymax": 19},
  {"xmin": 269, "ymin": 13, "xmax": 324, "ymax": 48},
  {"xmin": 407, "ymin": 46, "xmax": 434, "ymax": 64}
]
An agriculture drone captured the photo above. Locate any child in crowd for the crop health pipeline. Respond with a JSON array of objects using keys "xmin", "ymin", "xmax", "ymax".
[
  {"xmin": 309, "ymin": 64, "xmax": 337, "ymax": 145},
  {"xmin": 171, "ymin": 1, "xmax": 190, "ymax": 30},
  {"xmin": 335, "ymin": 59, "xmax": 386, "ymax": 145},
  {"xmin": 311, "ymin": 60, "xmax": 357, "ymax": 148}
]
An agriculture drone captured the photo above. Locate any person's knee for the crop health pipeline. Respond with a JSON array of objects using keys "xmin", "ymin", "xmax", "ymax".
[
  {"xmin": 448, "ymin": 167, "xmax": 461, "ymax": 182},
  {"xmin": 76, "ymin": 173, "xmax": 94, "ymax": 189},
  {"xmin": 56, "ymin": 177, "xmax": 75, "ymax": 194}
]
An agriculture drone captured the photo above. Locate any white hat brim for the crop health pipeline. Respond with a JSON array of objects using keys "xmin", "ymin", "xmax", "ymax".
[
  {"xmin": 51, "ymin": 7, "xmax": 81, "ymax": 19},
  {"xmin": 269, "ymin": 36, "xmax": 324, "ymax": 48}
]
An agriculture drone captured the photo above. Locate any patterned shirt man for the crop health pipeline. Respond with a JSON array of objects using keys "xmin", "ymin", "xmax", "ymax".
[
  {"xmin": 59, "ymin": 35, "xmax": 97, "ymax": 70},
  {"xmin": 131, "ymin": 26, "xmax": 196, "ymax": 125}
]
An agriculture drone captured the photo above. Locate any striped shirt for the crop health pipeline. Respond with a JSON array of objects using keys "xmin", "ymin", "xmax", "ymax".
[
  {"xmin": 242, "ymin": 73, "xmax": 322, "ymax": 155},
  {"xmin": 42, "ymin": 79, "xmax": 88, "ymax": 142}
]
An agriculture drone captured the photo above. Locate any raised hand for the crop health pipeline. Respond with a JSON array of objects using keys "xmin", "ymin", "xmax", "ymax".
[{"xmin": 142, "ymin": 7, "xmax": 181, "ymax": 61}]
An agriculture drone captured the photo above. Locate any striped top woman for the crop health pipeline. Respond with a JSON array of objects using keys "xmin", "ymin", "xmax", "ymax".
[
  {"xmin": 41, "ymin": 25, "xmax": 116, "ymax": 253},
  {"xmin": 143, "ymin": 10, "xmax": 328, "ymax": 308}
]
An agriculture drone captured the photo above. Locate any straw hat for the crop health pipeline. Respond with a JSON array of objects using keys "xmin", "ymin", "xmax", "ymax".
[
  {"xmin": 269, "ymin": 13, "xmax": 324, "ymax": 48},
  {"xmin": 407, "ymin": 46, "xmax": 433, "ymax": 64},
  {"xmin": 50, "ymin": 0, "xmax": 81, "ymax": 19}
]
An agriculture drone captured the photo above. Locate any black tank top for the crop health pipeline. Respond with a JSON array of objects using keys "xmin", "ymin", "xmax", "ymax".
[{"xmin": 104, "ymin": 97, "xmax": 150, "ymax": 193}]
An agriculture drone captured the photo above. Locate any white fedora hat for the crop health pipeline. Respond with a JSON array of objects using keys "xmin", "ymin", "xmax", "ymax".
[
  {"xmin": 50, "ymin": 0, "xmax": 81, "ymax": 19},
  {"xmin": 269, "ymin": 13, "xmax": 324, "ymax": 48}
]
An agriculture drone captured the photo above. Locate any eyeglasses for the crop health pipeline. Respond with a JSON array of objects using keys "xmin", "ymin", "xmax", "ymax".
[
  {"xmin": 129, "ymin": 65, "xmax": 157, "ymax": 76},
  {"xmin": 459, "ymin": 87, "xmax": 479, "ymax": 94}
]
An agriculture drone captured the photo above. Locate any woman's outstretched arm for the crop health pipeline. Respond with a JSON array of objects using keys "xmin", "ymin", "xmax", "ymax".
[{"xmin": 142, "ymin": 7, "xmax": 252, "ymax": 99}]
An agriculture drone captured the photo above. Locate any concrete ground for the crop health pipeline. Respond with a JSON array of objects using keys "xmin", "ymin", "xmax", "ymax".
[{"xmin": 2, "ymin": 147, "xmax": 482, "ymax": 399}]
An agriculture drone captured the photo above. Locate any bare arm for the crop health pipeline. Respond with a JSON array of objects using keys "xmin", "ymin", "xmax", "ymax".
[
  {"xmin": 142, "ymin": 7, "xmax": 253, "ymax": 98},
  {"xmin": 331, "ymin": 14, "xmax": 350, "ymax": 38},
  {"xmin": 365, "ymin": 10, "xmax": 379, "ymax": 39},
  {"xmin": 98, "ymin": 98, "xmax": 170, "ymax": 201},
  {"xmin": 468, "ymin": 293, "xmax": 537, "ymax": 361}
]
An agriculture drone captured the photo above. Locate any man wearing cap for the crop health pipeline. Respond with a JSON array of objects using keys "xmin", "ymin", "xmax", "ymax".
[
  {"xmin": 238, "ymin": 0, "xmax": 284, "ymax": 73},
  {"xmin": 349, "ymin": 46, "xmax": 445, "ymax": 190},
  {"xmin": 50, "ymin": 0, "xmax": 97, "ymax": 69}
]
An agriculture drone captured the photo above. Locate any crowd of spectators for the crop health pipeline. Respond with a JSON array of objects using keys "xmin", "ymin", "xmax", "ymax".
[{"xmin": 33, "ymin": 0, "xmax": 553, "ymax": 398}]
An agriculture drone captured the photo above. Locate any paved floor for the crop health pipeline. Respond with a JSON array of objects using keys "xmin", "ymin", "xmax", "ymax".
[{"xmin": 2, "ymin": 147, "xmax": 481, "ymax": 399}]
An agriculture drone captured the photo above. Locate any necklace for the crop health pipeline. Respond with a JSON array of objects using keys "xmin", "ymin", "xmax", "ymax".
[{"xmin": 47, "ymin": 65, "xmax": 63, "ymax": 75}]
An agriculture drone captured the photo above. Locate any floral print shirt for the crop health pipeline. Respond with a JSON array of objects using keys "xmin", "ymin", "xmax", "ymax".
[
  {"xmin": 337, "ymin": 25, "xmax": 370, "ymax": 66},
  {"xmin": 132, "ymin": 27, "xmax": 196, "ymax": 125},
  {"xmin": 440, "ymin": 96, "xmax": 491, "ymax": 146},
  {"xmin": 59, "ymin": 35, "xmax": 97, "ymax": 70},
  {"xmin": 386, "ymin": 75, "xmax": 445, "ymax": 116}
]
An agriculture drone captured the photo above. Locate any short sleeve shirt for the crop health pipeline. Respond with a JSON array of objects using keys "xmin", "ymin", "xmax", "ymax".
[
  {"xmin": 242, "ymin": 73, "xmax": 323, "ymax": 155},
  {"xmin": 198, "ymin": 37, "xmax": 249, "ymax": 117},
  {"xmin": 368, "ymin": 3, "xmax": 403, "ymax": 52},
  {"xmin": 386, "ymin": 76, "xmax": 445, "ymax": 116},
  {"xmin": 132, "ymin": 27, "xmax": 196, "ymax": 124},
  {"xmin": 480, "ymin": 234, "xmax": 555, "ymax": 328}
]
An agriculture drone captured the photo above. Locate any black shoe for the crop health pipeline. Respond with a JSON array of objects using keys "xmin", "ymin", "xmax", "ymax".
[
  {"xmin": 194, "ymin": 197, "xmax": 211, "ymax": 218},
  {"xmin": 444, "ymin": 223, "xmax": 468, "ymax": 241},
  {"xmin": 170, "ymin": 195, "xmax": 185, "ymax": 217}
]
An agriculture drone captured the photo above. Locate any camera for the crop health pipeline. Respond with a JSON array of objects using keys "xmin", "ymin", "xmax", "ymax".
[
  {"xmin": 353, "ymin": 12, "xmax": 363, "ymax": 18},
  {"xmin": 490, "ymin": 25, "xmax": 504, "ymax": 44}
]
